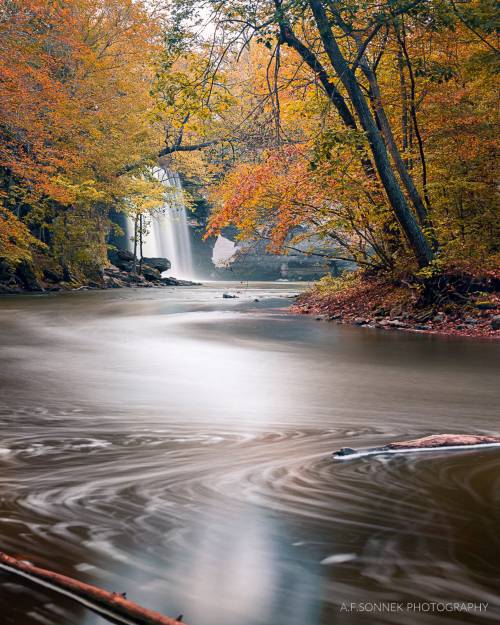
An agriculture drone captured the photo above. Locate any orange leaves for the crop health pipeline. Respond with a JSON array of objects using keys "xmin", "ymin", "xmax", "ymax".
[
  {"xmin": 0, "ymin": 1, "xmax": 81, "ymax": 192},
  {"xmin": 208, "ymin": 145, "xmax": 330, "ymax": 251},
  {"xmin": 0, "ymin": 0, "xmax": 163, "ymax": 273},
  {"xmin": 0, "ymin": 0, "xmax": 160, "ymax": 205}
]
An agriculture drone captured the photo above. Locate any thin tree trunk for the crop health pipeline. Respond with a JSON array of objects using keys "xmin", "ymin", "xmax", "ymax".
[
  {"xmin": 275, "ymin": 11, "xmax": 376, "ymax": 180},
  {"xmin": 395, "ymin": 22, "xmax": 432, "ymax": 213},
  {"xmin": 139, "ymin": 213, "xmax": 144, "ymax": 275},
  {"xmin": 397, "ymin": 48, "xmax": 409, "ymax": 167},
  {"xmin": 132, "ymin": 213, "xmax": 138, "ymax": 275},
  {"xmin": 308, "ymin": 0, "xmax": 434, "ymax": 267},
  {"xmin": 360, "ymin": 62, "xmax": 431, "ymax": 228}
]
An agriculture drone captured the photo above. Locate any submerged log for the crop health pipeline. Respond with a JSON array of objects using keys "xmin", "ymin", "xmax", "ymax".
[
  {"xmin": 0, "ymin": 551, "xmax": 185, "ymax": 625},
  {"xmin": 333, "ymin": 434, "xmax": 500, "ymax": 460},
  {"xmin": 387, "ymin": 434, "xmax": 500, "ymax": 449}
]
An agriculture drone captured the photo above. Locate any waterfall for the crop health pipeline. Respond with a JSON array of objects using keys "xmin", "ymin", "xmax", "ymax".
[{"xmin": 127, "ymin": 167, "xmax": 196, "ymax": 280}]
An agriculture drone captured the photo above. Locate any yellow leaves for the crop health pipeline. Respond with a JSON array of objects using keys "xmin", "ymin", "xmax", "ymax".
[
  {"xmin": 0, "ymin": 207, "xmax": 43, "ymax": 266},
  {"xmin": 120, "ymin": 176, "xmax": 165, "ymax": 215}
]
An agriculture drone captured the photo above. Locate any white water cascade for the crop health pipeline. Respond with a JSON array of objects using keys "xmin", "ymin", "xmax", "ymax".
[{"xmin": 128, "ymin": 167, "xmax": 196, "ymax": 280}]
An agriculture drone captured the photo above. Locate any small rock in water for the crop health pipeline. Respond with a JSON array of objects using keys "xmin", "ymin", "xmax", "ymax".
[
  {"xmin": 222, "ymin": 293, "xmax": 238, "ymax": 299},
  {"xmin": 353, "ymin": 317, "xmax": 368, "ymax": 325},
  {"xmin": 321, "ymin": 553, "xmax": 357, "ymax": 565},
  {"xmin": 380, "ymin": 319, "xmax": 407, "ymax": 328},
  {"xmin": 335, "ymin": 447, "xmax": 356, "ymax": 456}
]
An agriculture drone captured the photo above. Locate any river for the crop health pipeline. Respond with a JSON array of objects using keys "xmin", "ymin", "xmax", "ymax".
[{"xmin": 0, "ymin": 283, "xmax": 498, "ymax": 625}]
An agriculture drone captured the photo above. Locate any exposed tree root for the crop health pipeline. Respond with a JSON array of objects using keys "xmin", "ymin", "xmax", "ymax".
[{"xmin": 0, "ymin": 551, "xmax": 185, "ymax": 625}]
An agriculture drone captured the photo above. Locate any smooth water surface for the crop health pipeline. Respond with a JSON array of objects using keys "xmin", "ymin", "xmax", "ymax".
[{"xmin": 0, "ymin": 283, "xmax": 499, "ymax": 625}]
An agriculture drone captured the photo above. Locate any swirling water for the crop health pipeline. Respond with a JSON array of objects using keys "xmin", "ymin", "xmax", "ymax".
[{"xmin": 0, "ymin": 283, "xmax": 498, "ymax": 625}]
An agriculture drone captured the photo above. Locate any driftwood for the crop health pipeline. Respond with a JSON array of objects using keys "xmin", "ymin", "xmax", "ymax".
[
  {"xmin": 0, "ymin": 551, "xmax": 185, "ymax": 625},
  {"xmin": 387, "ymin": 434, "xmax": 500, "ymax": 449},
  {"xmin": 333, "ymin": 434, "xmax": 500, "ymax": 460}
]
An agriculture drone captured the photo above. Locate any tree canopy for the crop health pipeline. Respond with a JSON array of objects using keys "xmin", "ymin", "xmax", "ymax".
[{"xmin": 0, "ymin": 0, "xmax": 498, "ymax": 282}]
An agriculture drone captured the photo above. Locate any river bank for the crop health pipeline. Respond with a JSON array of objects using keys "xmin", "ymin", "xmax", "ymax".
[
  {"xmin": 292, "ymin": 272, "xmax": 500, "ymax": 339},
  {"xmin": 0, "ymin": 251, "xmax": 199, "ymax": 295}
]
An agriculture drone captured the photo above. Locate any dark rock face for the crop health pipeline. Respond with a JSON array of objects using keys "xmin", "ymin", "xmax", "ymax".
[
  {"xmin": 1, "ymin": 247, "xmax": 194, "ymax": 294},
  {"xmin": 43, "ymin": 267, "xmax": 63, "ymax": 283},
  {"xmin": 117, "ymin": 249, "xmax": 135, "ymax": 261},
  {"xmin": 142, "ymin": 257, "xmax": 171, "ymax": 272},
  {"xmin": 160, "ymin": 277, "xmax": 200, "ymax": 286},
  {"xmin": 108, "ymin": 249, "xmax": 136, "ymax": 271},
  {"xmin": 16, "ymin": 260, "xmax": 43, "ymax": 291},
  {"xmin": 0, "ymin": 261, "xmax": 12, "ymax": 281},
  {"xmin": 142, "ymin": 266, "xmax": 161, "ymax": 282}
]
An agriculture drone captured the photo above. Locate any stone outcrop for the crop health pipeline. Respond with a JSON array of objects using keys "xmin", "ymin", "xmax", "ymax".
[
  {"xmin": 0, "ymin": 252, "xmax": 199, "ymax": 295},
  {"xmin": 142, "ymin": 257, "xmax": 171, "ymax": 272}
]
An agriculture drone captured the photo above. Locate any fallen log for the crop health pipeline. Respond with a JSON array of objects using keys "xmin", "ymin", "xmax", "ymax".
[
  {"xmin": 332, "ymin": 433, "xmax": 500, "ymax": 461},
  {"xmin": 0, "ymin": 551, "xmax": 185, "ymax": 625}
]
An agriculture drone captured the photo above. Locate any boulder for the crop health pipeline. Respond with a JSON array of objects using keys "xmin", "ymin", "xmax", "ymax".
[
  {"xmin": 142, "ymin": 266, "xmax": 161, "ymax": 282},
  {"xmin": 142, "ymin": 257, "xmax": 171, "ymax": 272},
  {"xmin": 117, "ymin": 260, "xmax": 134, "ymax": 273},
  {"xmin": 354, "ymin": 317, "xmax": 368, "ymax": 325},
  {"xmin": 160, "ymin": 277, "xmax": 200, "ymax": 286},
  {"xmin": 492, "ymin": 315, "xmax": 500, "ymax": 331},
  {"xmin": 223, "ymin": 293, "xmax": 238, "ymax": 299},
  {"xmin": 108, "ymin": 249, "xmax": 136, "ymax": 271},
  {"xmin": 380, "ymin": 319, "xmax": 407, "ymax": 328},
  {"xmin": 117, "ymin": 249, "xmax": 135, "ymax": 261},
  {"xmin": 464, "ymin": 316, "xmax": 478, "ymax": 325}
]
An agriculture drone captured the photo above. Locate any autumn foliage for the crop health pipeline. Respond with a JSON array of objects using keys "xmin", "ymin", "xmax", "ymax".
[
  {"xmin": 198, "ymin": 1, "xmax": 500, "ymax": 275},
  {"xmin": 0, "ymin": 0, "xmax": 498, "ymax": 288},
  {"xmin": 0, "ymin": 0, "xmax": 163, "ymax": 275}
]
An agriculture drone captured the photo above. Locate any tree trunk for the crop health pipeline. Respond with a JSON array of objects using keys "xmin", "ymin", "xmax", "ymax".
[
  {"xmin": 361, "ymin": 61, "xmax": 431, "ymax": 229},
  {"xmin": 395, "ymin": 22, "xmax": 432, "ymax": 213},
  {"xmin": 0, "ymin": 551, "xmax": 184, "ymax": 625},
  {"xmin": 276, "ymin": 11, "xmax": 376, "ymax": 180},
  {"xmin": 139, "ymin": 213, "xmax": 144, "ymax": 275},
  {"xmin": 132, "ymin": 213, "xmax": 138, "ymax": 275},
  {"xmin": 308, "ymin": 0, "xmax": 434, "ymax": 267},
  {"xmin": 397, "ymin": 48, "xmax": 410, "ymax": 166}
]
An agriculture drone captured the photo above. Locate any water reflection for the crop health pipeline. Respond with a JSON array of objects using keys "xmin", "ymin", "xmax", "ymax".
[{"xmin": 0, "ymin": 284, "xmax": 499, "ymax": 625}]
